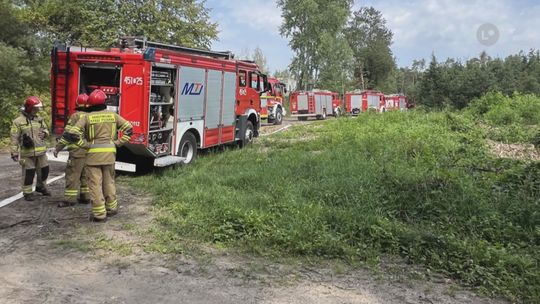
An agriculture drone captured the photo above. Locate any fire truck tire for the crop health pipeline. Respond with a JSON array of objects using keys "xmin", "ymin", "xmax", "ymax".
[
  {"xmin": 178, "ymin": 132, "xmax": 197, "ymax": 164},
  {"xmin": 239, "ymin": 120, "xmax": 255, "ymax": 148},
  {"xmin": 274, "ymin": 108, "xmax": 283, "ymax": 125}
]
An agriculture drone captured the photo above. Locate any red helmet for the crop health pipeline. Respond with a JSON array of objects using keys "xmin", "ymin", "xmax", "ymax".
[
  {"xmin": 24, "ymin": 96, "xmax": 43, "ymax": 114},
  {"xmin": 75, "ymin": 93, "xmax": 89, "ymax": 108},
  {"xmin": 88, "ymin": 89, "xmax": 107, "ymax": 106}
]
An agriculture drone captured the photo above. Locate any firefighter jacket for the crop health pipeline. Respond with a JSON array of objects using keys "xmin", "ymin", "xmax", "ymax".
[
  {"xmin": 70, "ymin": 109, "xmax": 133, "ymax": 166},
  {"xmin": 10, "ymin": 113, "xmax": 49, "ymax": 157},
  {"xmin": 55, "ymin": 111, "xmax": 88, "ymax": 158}
]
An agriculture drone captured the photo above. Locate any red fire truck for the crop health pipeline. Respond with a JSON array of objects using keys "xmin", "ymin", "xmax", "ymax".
[
  {"xmin": 50, "ymin": 39, "xmax": 268, "ymax": 171},
  {"xmin": 345, "ymin": 90, "xmax": 386, "ymax": 114},
  {"xmin": 260, "ymin": 77, "xmax": 287, "ymax": 125},
  {"xmin": 384, "ymin": 94, "xmax": 408, "ymax": 111},
  {"xmin": 290, "ymin": 90, "xmax": 342, "ymax": 121}
]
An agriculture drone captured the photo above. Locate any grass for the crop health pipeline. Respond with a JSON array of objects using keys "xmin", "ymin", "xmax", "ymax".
[
  {"xmin": 132, "ymin": 109, "xmax": 539, "ymax": 301},
  {"xmin": 93, "ymin": 235, "xmax": 133, "ymax": 256},
  {"xmin": 53, "ymin": 239, "xmax": 91, "ymax": 253}
]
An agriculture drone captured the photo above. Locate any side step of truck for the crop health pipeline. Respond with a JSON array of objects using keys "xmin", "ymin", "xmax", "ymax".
[
  {"xmin": 46, "ymin": 149, "xmax": 184, "ymax": 172},
  {"xmin": 153, "ymin": 155, "xmax": 186, "ymax": 167}
]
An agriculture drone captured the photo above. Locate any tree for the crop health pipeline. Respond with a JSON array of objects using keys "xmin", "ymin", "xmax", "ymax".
[
  {"xmin": 316, "ymin": 32, "xmax": 354, "ymax": 93},
  {"xmin": 252, "ymin": 46, "xmax": 268, "ymax": 74},
  {"xmin": 0, "ymin": 0, "xmax": 49, "ymax": 137},
  {"xmin": 21, "ymin": 0, "xmax": 218, "ymax": 49},
  {"xmin": 345, "ymin": 7, "xmax": 395, "ymax": 90},
  {"xmin": 278, "ymin": 0, "xmax": 353, "ymax": 90},
  {"xmin": 418, "ymin": 54, "xmax": 445, "ymax": 108}
]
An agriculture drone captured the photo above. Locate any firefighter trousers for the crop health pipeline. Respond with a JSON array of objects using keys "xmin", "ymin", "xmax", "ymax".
[
  {"xmin": 64, "ymin": 156, "xmax": 89, "ymax": 203},
  {"xmin": 20, "ymin": 155, "xmax": 49, "ymax": 195},
  {"xmin": 85, "ymin": 165, "xmax": 117, "ymax": 219}
]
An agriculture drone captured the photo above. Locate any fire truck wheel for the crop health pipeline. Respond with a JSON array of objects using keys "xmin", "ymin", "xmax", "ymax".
[
  {"xmin": 178, "ymin": 132, "xmax": 197, "ymax": 164},
  {"xmin": 274, "ymin": 108, "xmax": 283, "ymax": 125},
  {"xmin": 240, "ymin": 120, "xmax": 255, "ymax": 147}
]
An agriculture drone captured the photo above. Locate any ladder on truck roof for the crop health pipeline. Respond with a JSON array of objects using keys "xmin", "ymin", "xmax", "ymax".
[{"xmin": 127, "ymin": 38, "xmax": 234, "ymax": 60}]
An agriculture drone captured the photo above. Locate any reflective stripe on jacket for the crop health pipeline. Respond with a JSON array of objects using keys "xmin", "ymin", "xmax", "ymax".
[
  {"xmin": 10, "ymin": 113, "xmax": 49, "ymax": 157},
  {"xmin": 69, "ymin": 110, "xmax": 133, "ymax": 166}
]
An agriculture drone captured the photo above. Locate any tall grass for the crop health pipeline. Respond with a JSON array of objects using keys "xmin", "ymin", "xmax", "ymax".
[{"xmin": 132, "ymin": 110, "xmax": 539, "ymax": 301}]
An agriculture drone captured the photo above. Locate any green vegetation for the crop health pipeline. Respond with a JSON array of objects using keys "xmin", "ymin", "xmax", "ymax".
[
  {"xmin": 133, "ymin": 97, "xmax": 539, "ymax": 301},
  {"xmin": 53, "ymin": 239, "xmax": 91, "ymax": 253},
  {"xmin": 466, "ymin": 92, "xmax": 540, "ymax": 145},
  {"xmin": 410, "ymin": 51, "xmax": 540, "ymax": 109},
  {"xmin": 0, "ymin": 0, "xmax": 218, "ymax": 137}
]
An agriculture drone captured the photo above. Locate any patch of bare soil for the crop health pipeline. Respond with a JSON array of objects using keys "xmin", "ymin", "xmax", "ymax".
[
  {"xmin": 487, "ymin": 139, "xmax": 540, "ymax": 161},
  {"xmin": 0, "ymin": 153, "xmax": 509, "ymax": 304}
]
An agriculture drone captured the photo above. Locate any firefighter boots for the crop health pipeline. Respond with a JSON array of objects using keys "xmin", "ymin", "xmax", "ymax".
[{"xmin": 36, "ymin": 187, "xmax": 51, "ymax": 196}]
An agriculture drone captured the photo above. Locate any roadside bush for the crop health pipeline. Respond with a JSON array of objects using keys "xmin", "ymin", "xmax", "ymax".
[{"xmin": 467, "ymin": 92, "xmax": 540, "ymax": 144}]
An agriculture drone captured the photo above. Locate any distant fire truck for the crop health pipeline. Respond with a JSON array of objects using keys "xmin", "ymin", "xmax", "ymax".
[
  {"xmin": 290, "ymin": 90, "xmax": 342, "ymax": 121},
  {"xmin": 260, "ymin": 77, "xmax": 287, "ymax": 125},
  {"xmin": 384, "ymin": 94, "xmax": 408, "ymax": 111},
  {"xmin": 50, "ymin": 38, "xmax": 268, "ymax": 171},
  {"xmin": 345, "ymin": 90, "xmax": 386, "ymax": 114}
]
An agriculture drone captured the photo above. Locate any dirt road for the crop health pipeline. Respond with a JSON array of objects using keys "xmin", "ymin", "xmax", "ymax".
[
  {"xmin": 259, "ymin": 116, "xmax": 316, "ymax": 136},
  {"xmin": 0, "ymin": 123, "xmax": 507, "ymax": 304}
]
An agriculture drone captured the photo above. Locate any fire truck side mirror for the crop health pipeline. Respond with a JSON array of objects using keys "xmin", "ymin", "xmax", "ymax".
[{"xmin": 261, "ymin": 75, "xmax": 271, "ymax": 93}]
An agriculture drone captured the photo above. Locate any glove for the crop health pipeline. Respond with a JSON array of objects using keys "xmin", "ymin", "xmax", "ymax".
[
  {"xmin": 53, "ymin": 150, "xmax": 59, "ymax": 158},
  {"xmin": 11, "ymin": 154, "xmax": 19, "ymax": 162}
]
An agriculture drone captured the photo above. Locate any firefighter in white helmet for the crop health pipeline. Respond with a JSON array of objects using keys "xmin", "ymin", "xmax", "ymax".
[
  {"xmin": 10, "ymin": 96, "xmax": 51, "ymax": 201},
  {"xmin": 64, "ymin": 89, "xmax": 133, "ymax": 222},
  {"xmin": 54, "ymin": 93, "xmax": 91, "ymax": 207}
]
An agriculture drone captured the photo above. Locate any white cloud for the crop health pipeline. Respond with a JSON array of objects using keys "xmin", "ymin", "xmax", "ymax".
[
  {"xmin": 207, "ymin": 0, "xmax": 292, "ymax": 72},
  {"xmin": 218, "ymin": 0, "xmax": 283, "ymax": 33},
  {"xmin": 206, "ymin": 0, "xmax": 540, "ymax": 70},
  {"xmin": 357, "ymin": 0, "xmax": 540, "ymax": 65}
]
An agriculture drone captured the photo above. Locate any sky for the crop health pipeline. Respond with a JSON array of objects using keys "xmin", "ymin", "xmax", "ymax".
[{"xmin": 206, "ymin": 0, "xmax": 540, "ymax": 73}]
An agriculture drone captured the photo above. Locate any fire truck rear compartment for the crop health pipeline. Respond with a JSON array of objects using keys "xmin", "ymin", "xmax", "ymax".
[{"xmin": 79, "ymin": 65, "xmax": 121, "ymax": 110}]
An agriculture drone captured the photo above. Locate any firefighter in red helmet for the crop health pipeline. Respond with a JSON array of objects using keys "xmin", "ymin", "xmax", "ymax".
[
  {"xmin": 10, "ymin": 96, "xmax": 51, "ymax": 201},
  {"xmin": 54, "ymin": 93, "xmax": 91, "ymax": 207},
  {"xmin": 64, "ymin": 89, "xmax": 133, "ymax": 221}
]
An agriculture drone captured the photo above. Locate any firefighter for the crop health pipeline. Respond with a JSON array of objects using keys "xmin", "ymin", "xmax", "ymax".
[
  {"xmin": 65, "ymin": 89, "xmax": 133, "ymax": 222},
  {"xmin": 10, "ymin": 96, "xmax": 51, "ymax": 201},
  {"xmin": 54, "ymin": 93, "xmax": 90, "ymax": 207}
]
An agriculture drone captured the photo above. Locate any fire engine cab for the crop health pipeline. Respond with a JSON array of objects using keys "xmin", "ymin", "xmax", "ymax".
[
  {"xmin": 290, "ymin": 90, "xmax": 342, "ymax": 121},
  {"xmin": 345, "ymin": 90, "xmax": 386, "ymax": 114},
  {"xmin": 50, "ymin": 38, "xmax": 268, "ymax": 171},
  {"xmin": 260, "ymin": 77, "xmax": 287, "ymax": 125}
]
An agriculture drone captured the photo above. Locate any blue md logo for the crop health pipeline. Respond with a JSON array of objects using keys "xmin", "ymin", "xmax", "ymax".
[{"xmin": 181, "ymin": 82, "xmax": 204, "ymax": 95}]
